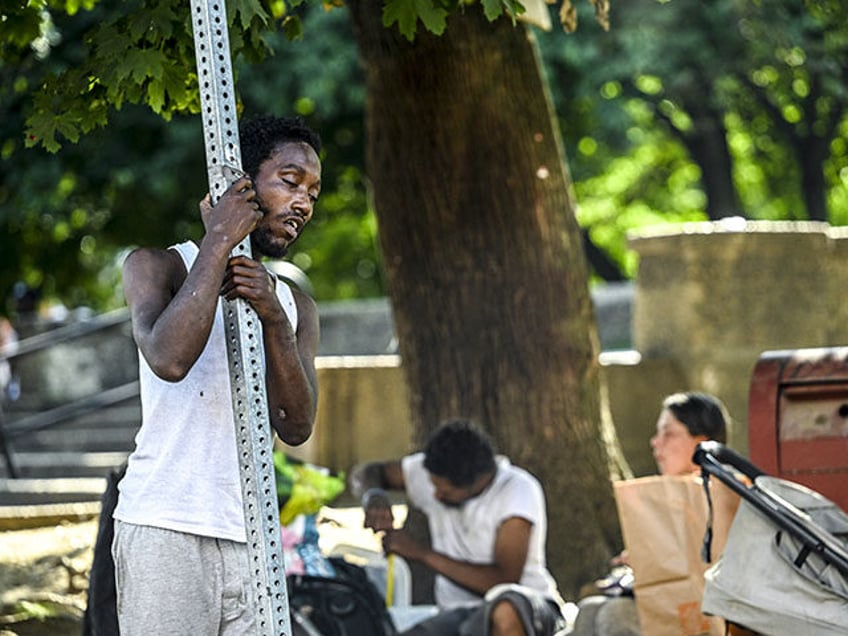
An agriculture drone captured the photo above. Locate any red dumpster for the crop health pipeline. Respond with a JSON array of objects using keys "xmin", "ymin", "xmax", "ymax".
[{"xmin": 748, "ymin": 347, "xmax": 848, "ymax": 512}]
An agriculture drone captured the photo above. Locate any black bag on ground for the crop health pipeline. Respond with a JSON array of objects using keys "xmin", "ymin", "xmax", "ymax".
[{"xmin": 287, "ymin": 556, "xmax": 397, "ymax": 636}]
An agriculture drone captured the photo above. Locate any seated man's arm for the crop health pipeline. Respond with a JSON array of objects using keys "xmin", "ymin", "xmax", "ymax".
[
  {"xmin": 348, "ymin": 460, "xmax": 405, "ymax": 499},
  {"xmin": 386, "ymin": 516, "xmax": 532, "ymax": 597},
  {"xmin": 350, "ymin": 460, "xmax": 405, "ymax": 533}
]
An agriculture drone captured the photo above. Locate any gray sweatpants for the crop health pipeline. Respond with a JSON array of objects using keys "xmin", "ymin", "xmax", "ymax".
[{"xmin": 112, "ymin": 520, "xmax": 256, "ymax": 635}]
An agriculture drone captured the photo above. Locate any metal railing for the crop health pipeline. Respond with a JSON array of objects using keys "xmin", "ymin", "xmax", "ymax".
[{"xmin": 0, "ymin": 309, "xmax": 135, "ymax": 478}]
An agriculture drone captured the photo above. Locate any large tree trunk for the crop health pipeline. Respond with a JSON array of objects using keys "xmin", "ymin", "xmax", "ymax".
[{"xmin": 347, "ymin": 3, "xmax": 624, "ymax": 596}]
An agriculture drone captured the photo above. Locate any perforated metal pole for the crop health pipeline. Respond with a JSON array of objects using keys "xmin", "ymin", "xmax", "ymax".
[{"xmin": 189, "ymin": 2, "xmax": 291, "ymax": 634}]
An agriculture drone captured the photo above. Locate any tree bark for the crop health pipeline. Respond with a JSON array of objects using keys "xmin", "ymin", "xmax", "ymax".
[
  {"xmin": 684, "ymin": 106, "xmax": 743, "ymax": 220},
  {"xmin": 798, "ymin": 138, "xmax": 829, "ymax": 222},
  {"xmin": 646, "ymin": 91, "xmax": 743, "ymax": 221},
  {"xmin": 347, "ymin": 3, "xmax": 625, "ymax": 596}
]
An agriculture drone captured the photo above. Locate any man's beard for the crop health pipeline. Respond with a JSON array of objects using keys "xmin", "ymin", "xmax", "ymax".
[{"xmin": 250, "ymin": 223, "xmax": 291, "ymax": 259}]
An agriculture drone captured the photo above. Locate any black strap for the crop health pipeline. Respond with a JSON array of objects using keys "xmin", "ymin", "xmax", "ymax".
[{"xmin": 700, "ymin": 466, "xmax": 715, "ymax": 564}]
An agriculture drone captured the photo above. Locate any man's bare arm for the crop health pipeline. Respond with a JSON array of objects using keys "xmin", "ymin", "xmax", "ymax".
[
  {"xmin": 218, "ymin": 257, "xmax": 319, "ymax": 445},
  {"xmin": 262, "ymin": 287, "xmax": 320, "ymax": 445},
  {"xmin": 348, "ymin": 460, "xmax": 406, "ymax": 499},
  {"xmin": 385, "ymin": 516, "xmax": 533, "ymax": 596},
  {"xmin": 123, "ymin": 245, "xmax": 225, "ymax": 381}
]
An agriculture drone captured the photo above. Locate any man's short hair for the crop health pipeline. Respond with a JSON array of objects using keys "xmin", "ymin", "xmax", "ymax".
[
  {"xmin": 239, "ymin": 115, "xmax": 322, "ymax": 177},
  {"xmin": 662, "ymin": 391, "xmax": 729, "ymax": 444},
  {"xmin": 423, "ymin": 418, "xmax": 497, "ymax": 487}
]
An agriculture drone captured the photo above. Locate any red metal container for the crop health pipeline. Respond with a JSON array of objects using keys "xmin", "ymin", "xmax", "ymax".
[{"xmin": 748, "ymin": 347, "xmax": 848, "ymax": 512}]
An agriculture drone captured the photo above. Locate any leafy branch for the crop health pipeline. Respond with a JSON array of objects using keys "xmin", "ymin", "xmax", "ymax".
[{"xmin": 4, "ymin": 0, "xmax": 609, "ymax": 151}]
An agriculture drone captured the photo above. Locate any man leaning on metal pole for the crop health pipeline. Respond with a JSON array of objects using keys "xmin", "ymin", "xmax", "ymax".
[{"xmin": 111, "ymin": 115, "xmax": 322, "ymax": 635}]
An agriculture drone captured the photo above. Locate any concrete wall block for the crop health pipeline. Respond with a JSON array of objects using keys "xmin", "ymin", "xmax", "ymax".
[
  {"xmin": 601, "ymin": 354, "xmax": 686, "ymax": 477},
  {"xmin": 631, "ymin": 221, "xmax": 836, "ymax": 357},
  {"xmin": 284, "ymin": 357, "xmax": 415, "ymax": 473},
  {"xmin": 825, "ymin": 226, "xmax": 848, "ymax": 344},
  {"xmin": 629, "ymin": 220, "xmax": 848, "ymax": 458},
  {"xmin": 684, "ymin": 351, "xmax": 763, "ymax": 455}
]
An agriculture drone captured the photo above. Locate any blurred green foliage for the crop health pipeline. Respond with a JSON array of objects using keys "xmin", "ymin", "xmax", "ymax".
[
  {"xmin": 537, "ymin": 0, "xmax": 848, "ymax": 278},
  {"xmin": 1, "ymin": 0, "xmax": 846, "ymax": 315}
]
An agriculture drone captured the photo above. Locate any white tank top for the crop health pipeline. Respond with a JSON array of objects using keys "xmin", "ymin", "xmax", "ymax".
[{"xmin": 114, "ymin": 241, "xmax": 297, "ymax": 542}]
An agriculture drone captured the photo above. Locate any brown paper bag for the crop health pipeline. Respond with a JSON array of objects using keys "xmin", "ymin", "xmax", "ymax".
[{"xmin": 613, "ymin": 475, "xmax": 740, "ymax": 636}]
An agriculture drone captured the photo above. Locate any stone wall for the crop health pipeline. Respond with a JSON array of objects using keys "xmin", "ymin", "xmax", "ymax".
[
  {"xmin": 296, "ymin": 356, "xmax": 414, "ymax": 470},
  {"xmin": 629, "ymin": 219, "xmax": 848, "ymax": 455}
]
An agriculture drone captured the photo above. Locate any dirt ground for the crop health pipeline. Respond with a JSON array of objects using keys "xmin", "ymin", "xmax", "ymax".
[
  {"xmin": 0, "ymin": 506, "xmax": 392, "ymax": 635},
  {"xmin": 0, "ymin": 518, "xmax": 96, "ymax": 635}
]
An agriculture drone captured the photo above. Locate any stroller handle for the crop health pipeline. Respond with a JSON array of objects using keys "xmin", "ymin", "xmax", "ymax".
[
  {"xmin": 692, "ymin": 441, "xmax": 765, "ymax": 483},
  {"xmin": 694, "ymin": 441, "xmax": 848, "ymax": 577}
]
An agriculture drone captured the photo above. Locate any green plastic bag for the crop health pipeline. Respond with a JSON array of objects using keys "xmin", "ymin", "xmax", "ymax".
[{"xmin": 274, "ymin": 451, "xmax": 345, "ymax": 526}]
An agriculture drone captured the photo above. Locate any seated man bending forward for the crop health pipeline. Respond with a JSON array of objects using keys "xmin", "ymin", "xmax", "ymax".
[{"xmin": 350, "ymin": 418, "xmax": 567, "ymax": 636}]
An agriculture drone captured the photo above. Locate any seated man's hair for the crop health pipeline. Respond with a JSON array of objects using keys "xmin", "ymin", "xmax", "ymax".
[
  {"xmin": 424, "ymin": 418, "xmax": 496, "ymax": 487},
  {"xmin": 239, "ymin": 115, "xmax": 322, "ymax": 177}
]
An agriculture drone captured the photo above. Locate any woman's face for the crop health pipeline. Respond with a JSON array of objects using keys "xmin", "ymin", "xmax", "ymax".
[{"xmin": 650, "ymin": 409, "xmax": 707, "ymax": 476}]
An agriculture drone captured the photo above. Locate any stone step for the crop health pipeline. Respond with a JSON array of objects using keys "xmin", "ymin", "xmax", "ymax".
[
  {"xmin": 0, "ymin": 500, "xmax": 102, "ymax": 530},
  {"xmin": 0, "ymin": 477, "xmax": 108, "ymax": 507},
  {"xmin": 6, "ymin": 425, "xmax": 139, "ymax": 453},
  {"xmin": 3, "ymin": 402, "xmax": 141, "ymax": 431},
  {"xmin": 0, "ymin": 451, "xmax": 129, "ymax": 480}
]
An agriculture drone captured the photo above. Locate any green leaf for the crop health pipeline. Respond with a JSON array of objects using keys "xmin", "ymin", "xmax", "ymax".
[
  {"xmin": 128, "ymin": 10, "xmax": 154, "ymax": 41},
  {"xmin": 0, "ymin": 7, "xmax": 42, "ymax": 49},
  {"xmin": 161, "ymin": 62, "xmax": 189, "ymax": 109},
  {"xmin": 81, "ymin": 97, "xmax": 109, "ymax": 132},
  {"xmin": 91, "ymin": 25, "xmax": 134, "ymax": 66},
  {"xmin": 147, "ymin": 4, "xmax": 177, "ymax": 40},
  {"xmin": 281, "ymin": 15, "xmax": 303, "ymax": 40},
  {"xmin": 148, "ymin": 78, "xmax": 166, "ymax": 112},
  {"xmin": 383, "ymin": 0, "xmax": 449, "ymax": 41},
  {"xmin": 417, "ymin": 2, "xmax": 449, "ymax": 35},
  {"xmin": 66, "ymin": 0, "xmax": 84, "ymax": 17},
  {"xmin": 119, "ymin": 48, "xmax": 167, "ymax": 84},
  {"xmin": 480, "ymin": 0, "xmax": 504, "ymax": 21},
  {"xmin": 229, "ymin": 0, "xmax": 270, "ymax": 31},
  {"xmin": 268, "ymin": 0, "xmax": 287, "ymax": 20},
  {"xmin": 24, "ymin": 111, "xmax": 62, "ymax": 153},
  {"xmin": 55, "ymin": 116, "xmax": 82, "ymax": 144}
]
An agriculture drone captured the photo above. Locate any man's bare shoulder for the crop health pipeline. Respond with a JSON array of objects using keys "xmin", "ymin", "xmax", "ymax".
[
  {"xmin": 123, "ymin": 246, "xmax": 187, "ymax": 295},
  {"xmin": 124, "ymin": 245, "xmax": 182, "ymax": 267},
  {"xmin": 290, "ymin": 285, "xmax": 318, "ymax": 320}
]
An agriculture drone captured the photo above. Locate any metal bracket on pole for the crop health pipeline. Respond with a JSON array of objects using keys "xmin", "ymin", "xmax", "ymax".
[{"xmin": 189, "ymin": 2, "xmax": 291, "ymax": 634}]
